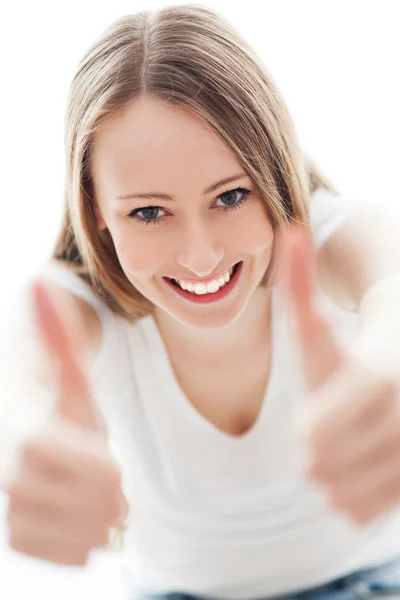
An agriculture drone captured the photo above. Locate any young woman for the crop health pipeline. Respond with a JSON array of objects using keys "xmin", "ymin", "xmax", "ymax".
[{"xmin": 3, "ymin": 4, "xmax": 400, "ymax": 600}]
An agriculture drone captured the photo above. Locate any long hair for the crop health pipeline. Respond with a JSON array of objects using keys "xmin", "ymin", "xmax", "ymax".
[
  {"xmin": 51, "ymin": 4, "xmax": 339, "ymax": 545},
  {"xmin": 52, "ymin": 3, "xmax": 338, "ymax": 325}
]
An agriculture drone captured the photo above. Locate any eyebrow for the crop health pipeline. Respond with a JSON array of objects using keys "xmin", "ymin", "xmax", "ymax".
[{"xmin": 116, "ymin": 173, "xmax": 248, "ymax": 202}]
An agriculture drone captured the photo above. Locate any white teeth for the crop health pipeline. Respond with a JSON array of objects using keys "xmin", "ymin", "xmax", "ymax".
[
  {"xmin": 194, "ymin": 283, "xmax": 208, "ymax": 295},
  {"xmin": 206, "ymin": 280, "xmax": 220, "ymax": 293},
  {"xmin": 174, "ymin": 264, "xmax": 237, "ymax": 294}
]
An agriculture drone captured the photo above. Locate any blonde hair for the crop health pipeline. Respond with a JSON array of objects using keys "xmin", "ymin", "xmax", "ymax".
[
  {"xmin": 51, "ymin": 4, "xmax": 339, "ymax": 545},
  {"xmin": 53, "ymin": 3, "xmax": 338, "ymax": 324}
]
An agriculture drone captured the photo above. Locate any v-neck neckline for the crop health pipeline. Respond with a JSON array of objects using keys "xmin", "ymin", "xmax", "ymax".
[{"xmin": 139, "ymin": 284, "xmax": 282, "ymax": 444}]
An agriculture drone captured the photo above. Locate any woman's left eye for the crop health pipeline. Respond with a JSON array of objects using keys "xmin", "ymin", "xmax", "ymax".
[{"xmin": 215, "ymin": 187, "xmax": 251, "ymax": 210}]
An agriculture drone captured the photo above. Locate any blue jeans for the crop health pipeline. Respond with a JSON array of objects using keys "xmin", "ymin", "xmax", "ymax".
[{"xmin": 145, "ymin": 555, "xmax": 400, "ymax": 599}]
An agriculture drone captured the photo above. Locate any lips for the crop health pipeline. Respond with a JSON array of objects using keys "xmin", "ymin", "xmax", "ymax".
[
  {"xmin": 163, "ymin": 261, "xmax": 243, "ymax": 304},
  {"xmin": 166, "ymin": 262, "xmax": 239, "ymax": 289}
]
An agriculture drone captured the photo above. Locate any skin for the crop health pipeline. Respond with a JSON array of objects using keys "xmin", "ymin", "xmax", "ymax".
[
  {"xmin": 8, "ymin": 225, "xmax": 400, "ymax": 570},
  {"xmin": 6, "ymin": 283, "xmax": 122, "ymax": 565},
  {"xmin": 281, "ymin": 229, "xmax": 400, "ymax": 525},
  {"xmin": 92, "ymin": 96, "xmax": 275, "ymax": 353},
  {"xmin": 91, "ymin": 95, "xmax": 278, "ymax": 436},
  {"xmin": 7, "ymin": 95, "xmax": 400, "ymax": 568},
  {"xmin": 6, "ymin": 95, "xmax": 277, "ymax": 566}
]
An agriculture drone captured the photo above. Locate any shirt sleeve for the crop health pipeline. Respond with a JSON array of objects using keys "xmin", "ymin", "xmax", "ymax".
[{"xmin": 309, "ymin": 188, "xmax": 362, "ymax": 249}]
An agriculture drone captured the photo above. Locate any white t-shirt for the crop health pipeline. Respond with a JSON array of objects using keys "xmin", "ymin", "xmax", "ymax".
[{"xmin": 3, "ymin": 188, "xmax": 400, "ymax": 599}]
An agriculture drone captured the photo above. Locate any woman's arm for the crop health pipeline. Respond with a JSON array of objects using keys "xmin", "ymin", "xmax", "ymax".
[
  {"xmin": 0, "ymin": 280, "xmax": 104, "ymax": 484},
  {"xmin": 316, "ymin": 199, "xmax": 400, "ymax": 311},
  {"xmin": 39, "ymin": 279, "xmax": 103, "ymax": 365},
  {"xmin": 315, "ymin": 199, "xmax": 400, "ymax": 375}
]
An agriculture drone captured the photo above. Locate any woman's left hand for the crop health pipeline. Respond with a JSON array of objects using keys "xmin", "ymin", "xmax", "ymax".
[{"xmin": 280, "ymin": 224, "xmax": 400, "ymax": 525}]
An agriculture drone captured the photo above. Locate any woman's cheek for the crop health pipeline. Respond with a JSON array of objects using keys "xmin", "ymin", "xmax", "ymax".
[
  {"xmin": 113, "ymin": 228, "xmax": 173, "ymax": 278},
  {"xmin": 229, "ymin": 209, "xmax": 274, "ymax": 255}
]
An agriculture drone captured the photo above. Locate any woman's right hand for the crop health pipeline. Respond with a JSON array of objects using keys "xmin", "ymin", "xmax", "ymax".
[{"xmin": 5, "ymin": 281, "xmax": 123, "ymax": 566}]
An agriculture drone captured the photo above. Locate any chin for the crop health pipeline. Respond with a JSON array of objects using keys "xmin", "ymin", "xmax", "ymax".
[
  {"xmin": 129, "ymin": 258, "xmax": 266, "ymax": 329},
  {"xmin": 169, "ymin": 303, "xmax": 246, "ymax": 330},
  {"xmin": 157, "ymin": 280, "xmax": 255, "ymax": 330}
]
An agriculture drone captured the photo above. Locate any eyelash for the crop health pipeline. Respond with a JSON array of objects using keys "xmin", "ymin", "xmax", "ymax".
[{"xmin": 127, "ymin": 187, "xmax": 251, "ymax": 226}]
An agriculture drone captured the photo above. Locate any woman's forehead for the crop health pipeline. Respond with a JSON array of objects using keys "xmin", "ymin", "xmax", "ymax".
[{"xmin": 91, "ymin": 97, "xmax": 244, "ymax": 193}]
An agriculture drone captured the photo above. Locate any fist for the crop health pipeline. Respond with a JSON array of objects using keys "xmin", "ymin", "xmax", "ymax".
[
  {"xmin": 5, "ymin": 281, "xmax": 123, "ymax": 565},
  {"xmin": 301, "ymin": 362, "xmax": 400, "ymax": 525},
  {"xmin": 281, "ymin": 224, "xmax": 400, "ymax": 524}
]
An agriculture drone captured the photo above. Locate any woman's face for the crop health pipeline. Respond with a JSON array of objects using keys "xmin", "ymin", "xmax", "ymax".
[{"xmin": 92, "ymin": 96, "xmax": 274, "ymax": 329}]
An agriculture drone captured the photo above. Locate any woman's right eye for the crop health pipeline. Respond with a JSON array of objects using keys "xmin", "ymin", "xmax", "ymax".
[{"xmin": 128, "ymin": 206, "xmax": 167, "ymax": 225}]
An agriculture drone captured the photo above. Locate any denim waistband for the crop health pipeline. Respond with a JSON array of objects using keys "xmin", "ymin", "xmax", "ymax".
[{"xmin": 144, "ymin": 555, "xmax": 400, "ymax": 600}]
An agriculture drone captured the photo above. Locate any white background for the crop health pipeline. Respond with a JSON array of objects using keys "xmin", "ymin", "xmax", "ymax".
[{"xmin": 0, "ymin": 1, "xmax": 399, "ymax": 598}]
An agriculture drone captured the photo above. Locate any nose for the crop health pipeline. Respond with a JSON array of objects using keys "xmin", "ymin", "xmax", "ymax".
[{"xmin": 175, "ymin": 219, "xmax": 225, "ymax": 277}]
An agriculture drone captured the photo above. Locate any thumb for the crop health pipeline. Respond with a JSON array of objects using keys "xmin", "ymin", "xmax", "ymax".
[
  {"xmin": 32, "ymin": 280, "xmax": 99, "ymax": 430},
  {"xmin": 279, "ymin": 224, "xmax": 344, "ymax": 391}
]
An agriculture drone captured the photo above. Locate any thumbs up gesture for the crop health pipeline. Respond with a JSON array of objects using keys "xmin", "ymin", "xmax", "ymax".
[
  {"xmin": 5, "ymin": 282, "xmax": 123, "ymax": 565},
  {"xmin": 281, "ymin": 225, "xmax": 400, "ymax": 525}
]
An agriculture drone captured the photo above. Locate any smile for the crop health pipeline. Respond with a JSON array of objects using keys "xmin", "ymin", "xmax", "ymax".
[{"xmin": 163, "ymin": 262, "xmax": 243, "ymax": 304}]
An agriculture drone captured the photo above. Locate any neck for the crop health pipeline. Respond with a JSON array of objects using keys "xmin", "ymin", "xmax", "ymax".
[{"xmin": 153, "ymin": 284, "xmax": 273, "ymax": 358}]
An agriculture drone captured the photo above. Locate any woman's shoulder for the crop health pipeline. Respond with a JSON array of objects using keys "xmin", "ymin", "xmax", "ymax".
[
  {"xmin": 309, "ymin": 187, "xmax": 361, "ymax": 249},
  {"xmin": 35, "ymin": 260, "xmax": 151, "ymax": 369},
  {"xmin": 35, "ymin": 259, "xmax": 104, "ymax": 364}
]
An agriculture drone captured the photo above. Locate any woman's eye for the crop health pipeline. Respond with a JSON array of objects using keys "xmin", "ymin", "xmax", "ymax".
[
  {"xmin": 215, "ymin": 187, "xmax": 251, "ymax": 210},
  {"xmin": 127, "ymin": 187, "xmax": 251, "ymax": 225},
  {"xmin": 128, "ymin": 206, "xmax": 166, "ymax": 225}
]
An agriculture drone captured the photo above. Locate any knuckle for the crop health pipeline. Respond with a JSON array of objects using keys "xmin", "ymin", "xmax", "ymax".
[
  {"xmin": 305, "ymin": 453, "xmax": 321, "ymax": 478},
  {"xmin": 393, "ymin": 410, "xmax": 400, "ymax": 433},
  {"xmin": 104, "ymin": 460, "xmax": 122, "ymax": 486},
  {"xmin": 7, "ymin": 489, "xmax": 26, "ymax": 516},
  {"xmin": 8, "ymin": 522, "xmax": 34, "ymax": 555},
  {"xmin": 45, "ymin": 545, "xmax": 88, "ymax": 567},
  {"xmin": 7, "ymin": 478, "xmax": 25, "ymax": 502},
  {"xmin": 72, "ymin": 552, "xmax": 89, "ymax": 567},
  {"xmin": 328, "ymin": 486, "xmax": 346, "ymax": 510},
  {"xmin": 109, "ymin": 476, "xmax": 123, "ymax": 499},
  {"xmin": 94, "ymin": 525, "xmax": 110, "ymax": 547},
  {"xmin": 100, "ymin": 470, "xmax": 122, "ymax": 501},
  {"xmin": 305, "ymin": 448, "xmax": 331, "ymax": 482},
  {"xmin": 20, "ymin": 435, "xmax": 56, "ymax": 473},
  {"xmin": 384, "ymin": 473, "xmax": 400, "ymax": 499},
  {"xmin": 10, "ymin": 527, "xmax": 89, "ymax": 566},
  {"xmin": 377, "ymin": 378, "xmax": 398, "ymax": 407},
  {"xmin": 6, "ymin": 508, "xmax": 18, "ymax": 531},
  {"xmin": 7, "ymin": 481, "xmax": 43, "ymax": 518},
  {"xmin": 9, "ymin": 529, "xmax": 27, "ymax": 553},
  {"xmin": 381, "ymin": 376, "xmax": 398, "ymax": 395},
  {"xmin": 352, "ymin": 504, "xmax": 375, "ymax": 525},
  {"xmin": 103, "ymin": 495, "xmax": 122, "ymax": 523},
  {"xmin": 308, "ymin": 460, "xmax": 327, "ymax": 482},
  {"xmin": 306, "ymin": 420, "xmax": 325, "ymax": 452},
  {"xmin": 20, "ymin": 438, "xmax": 42, "ymax": 466}
]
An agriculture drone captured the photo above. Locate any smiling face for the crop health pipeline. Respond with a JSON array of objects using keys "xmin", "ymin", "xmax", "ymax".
[{"xmin": 91, "ymin": 95, "xmax": 274, "ymax": 329}]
